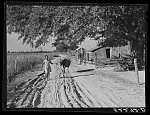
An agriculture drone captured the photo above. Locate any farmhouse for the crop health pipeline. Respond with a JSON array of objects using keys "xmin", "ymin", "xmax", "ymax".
[
  {"xmin": 88, "ymin": 45, "xmax": 131, "ymax": 60},
  {"xmin": 75, "ymin": 36, "xmax": 132, "ymax": 65},
  {"xmin": 76, "ymin": 44, "xmax": 131, "ymax": 63}
]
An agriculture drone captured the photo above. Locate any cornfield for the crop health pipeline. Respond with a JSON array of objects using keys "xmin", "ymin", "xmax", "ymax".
[{"xmin": 7, "ymin": 52, "xmax": 57, "ymax": 83}]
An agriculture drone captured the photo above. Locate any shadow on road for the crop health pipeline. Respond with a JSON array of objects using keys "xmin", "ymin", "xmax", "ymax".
[
  {"xmin": 65, "ymin": 73, "xmax": 95, "ymax": 78},
  {"xmin": 48, "ymin": 73, "xmax": 95, "ymax": 81},
  {"xmin": 77, "ymin": 69, "xmax": 94, "ymax": 73}
]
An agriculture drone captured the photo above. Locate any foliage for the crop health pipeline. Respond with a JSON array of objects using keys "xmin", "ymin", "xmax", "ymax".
[
  {"xmin": 6, "ymin": 5, "xmax": 147, "ymax": 57},
  {"xmin": 6, "ymin": 5, "xmax": 107, "ymax": 50},
  {"xmin": 97, "ymin": 5, "xmax": 147, "ymax": 59}
]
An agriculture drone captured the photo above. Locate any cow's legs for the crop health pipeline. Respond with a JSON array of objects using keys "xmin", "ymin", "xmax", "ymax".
[
  {"xmin": 60, "ymin": 66, "xmax": 64, "ymax": 73},
  {"xmin": 67, "ymin": 67, "xmax": 69, "ymax": 72},
  {"xmin": 64, "ymin": 66, "xmax": 65, "ymax": 73},
  {"xmin": 63, "ymin": 66, "xmax": 65, "ymax": 77}
]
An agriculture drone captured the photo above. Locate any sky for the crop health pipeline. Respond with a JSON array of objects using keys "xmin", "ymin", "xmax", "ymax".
[
  {"xmin": 7, "ymin": 33, "xmax": 98, "ymax": 52},
  {"xmin": 79, "ymin": 37, "xmax": 98, "ymax": 50},
  {"xmin": 7, "ymin": 33, "xmax": 56, "ymax": 52}
]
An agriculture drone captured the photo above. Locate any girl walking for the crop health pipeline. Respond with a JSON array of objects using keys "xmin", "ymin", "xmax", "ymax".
[{"xmin": 42, "ymin": 55, "xmax": 53, "ymax": 81}]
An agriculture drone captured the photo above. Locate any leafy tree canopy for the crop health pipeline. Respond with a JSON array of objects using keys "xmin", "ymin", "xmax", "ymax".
[
  {"xmin": 6, "ymin": 4, "xmax": 147, "ymax": 56},
  {"xmin": 99, "ymin": 5, "xmax": 147, "ymax": 58},
  {"xmin": 6, "ymin": 5, "xmax": 106, "ymax": 49},
  {"xmin": 97, "ymin": 6, "xmax": 147, "ymax": 46}
]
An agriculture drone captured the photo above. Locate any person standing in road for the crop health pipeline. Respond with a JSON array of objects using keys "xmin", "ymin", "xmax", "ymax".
[{"xmin": 42, "ymin": 55, "xmax": 53, "ymax": 81}]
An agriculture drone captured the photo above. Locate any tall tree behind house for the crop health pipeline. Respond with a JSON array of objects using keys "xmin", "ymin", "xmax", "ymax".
[{"xmin": 97, "ymin": 5, "xmax": 147, "ymax": 84}]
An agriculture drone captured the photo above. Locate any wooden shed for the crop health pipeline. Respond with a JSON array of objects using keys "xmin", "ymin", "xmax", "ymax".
[{"xmin": 87, "ymin": 45, "xmax": 131, "ymax": 62}]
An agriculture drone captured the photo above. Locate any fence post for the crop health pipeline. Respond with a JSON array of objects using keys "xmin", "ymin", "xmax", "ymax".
[
  {"xmin": 79, "ymin": 53, "xmax": 82, "ymax": 65},
  {"xmin": 134, "ymin": 58, "xmax": 140, "ymax": 85},
  {"xmin": 95, "ymin": 53, "xmax": 97, "ymax": 67},
  {"xmin": 84, "ymin": 51, "xmax": 86, "ymax": 65},
  {"xmin": 15, "ymin": 60, "xmax": 17, "ymax": 72}
]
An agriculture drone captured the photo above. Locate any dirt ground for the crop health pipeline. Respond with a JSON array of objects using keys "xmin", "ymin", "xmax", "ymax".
[{"xmin": 7, "ymin": 54, "xmax": 145, "ymax": 108}]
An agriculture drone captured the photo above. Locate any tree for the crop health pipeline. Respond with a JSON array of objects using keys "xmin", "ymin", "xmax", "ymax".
[
  {"xmin": 95, "ymin": 5, "xmax": 147, "ymax": 85},
  {"xmin": 55, "ymin": 42, "xmax": 68, "ymax": 52},
  {"xmin": 6, "ymin": 5, "xmax": 107, "ymax": 50}
]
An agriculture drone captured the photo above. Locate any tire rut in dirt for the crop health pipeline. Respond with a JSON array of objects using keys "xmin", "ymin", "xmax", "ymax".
[
  {"xmin": 60, "ymin": 73, "xmax": 93, "ymax": 108},
  {"xmin": 65, "ymin": 77, "xmax": 90, "ymax": 107},
  {"xmin": 7, "ymin": 75, "xmax": 47, "ymax": 108}
]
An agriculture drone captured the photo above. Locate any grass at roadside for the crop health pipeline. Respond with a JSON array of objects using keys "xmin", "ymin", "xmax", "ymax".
[{"xmin": 7, "ymin": 52, "xmax": 58, "ymax": 83}]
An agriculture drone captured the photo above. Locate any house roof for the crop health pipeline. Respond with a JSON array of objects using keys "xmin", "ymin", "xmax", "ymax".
[
  {"xmin": 75, "ymin": 47, "xmax": 85, "ymax": 51},
  {"xmin": 75, "ymin": 47, "xmax": 80, "ymax": 50},
  {"xmin": 87, "ymin": 45, "xmax": 113, "ymax": 52},
  {"xmin": 88, "ymin": 46, "xmax": 103, "ymax": 52}
]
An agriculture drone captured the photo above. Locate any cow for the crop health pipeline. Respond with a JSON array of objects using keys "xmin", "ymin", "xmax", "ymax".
[{"xmin": 60, "ymin": 58, "xmax": 71, "ymax": 73}]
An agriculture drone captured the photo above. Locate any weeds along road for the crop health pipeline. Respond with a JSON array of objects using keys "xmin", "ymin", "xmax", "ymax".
[{"xmin": 7, "ymin": 54, "xmax": 145, "ymax": 108}]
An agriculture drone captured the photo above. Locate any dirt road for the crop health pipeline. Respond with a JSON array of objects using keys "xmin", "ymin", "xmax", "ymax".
[{"xmin": 7, "ymin": 55, "xmax": 145, "ymax": 108}]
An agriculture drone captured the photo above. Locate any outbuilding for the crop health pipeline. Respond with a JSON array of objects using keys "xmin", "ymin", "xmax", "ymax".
[{"xmin": 86, "ymin": 45, "xmax": 131, "ymax": 63}]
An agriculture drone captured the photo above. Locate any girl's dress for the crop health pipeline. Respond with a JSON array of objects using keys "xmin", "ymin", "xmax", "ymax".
[{"xmin": 43, "ymin": 59, "xmax": 52, "ymax": 74}]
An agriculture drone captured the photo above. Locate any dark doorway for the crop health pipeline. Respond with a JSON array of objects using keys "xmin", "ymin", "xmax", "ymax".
[
  {"xmin": 106, "ymin": 49, "xmax": 110, "ymax": 58},
  {"xmin": 87, "ymin": 53, "xmax": 89, "ymax": 61}
]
